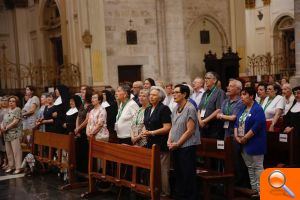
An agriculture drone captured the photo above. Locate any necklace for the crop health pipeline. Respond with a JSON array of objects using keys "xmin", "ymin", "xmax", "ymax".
[{"xmin": 177, "ymin": 100, "xmax": 187, "ymax": 113}]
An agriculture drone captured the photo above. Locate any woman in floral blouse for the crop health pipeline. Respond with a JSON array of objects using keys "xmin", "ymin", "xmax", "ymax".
[
  {"xmin": 0, "ymin": 96, "xmax": 23, "ymax": 174},
  {"xmin": 131, "ymin": 89, "xmax": 149, "ymax": 147},
  {"xmin": 86, "ymin": 91, "xmax": 109, "ymax": 141}
]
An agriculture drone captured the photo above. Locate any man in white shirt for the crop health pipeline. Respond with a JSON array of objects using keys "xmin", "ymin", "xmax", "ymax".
[
  {"xmin": 191, "ymin": 77, "xmax": 205, "ymax": 107},
  {"xmin": 282, "ymin": 83, "xmax": 295, "ymax": 115},
  {"xmin": 163, "ymin": 83, "xmax": 176, "ymax": 112}
]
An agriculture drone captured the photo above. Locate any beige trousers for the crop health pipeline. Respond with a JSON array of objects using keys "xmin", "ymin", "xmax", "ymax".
[
  {"xmin": 160, "ymin": 152, "xmax": 170, "ymax": 195},
  {"xmin": 5, "ymin": 138, "xmax": 22, "ymax": 170}
]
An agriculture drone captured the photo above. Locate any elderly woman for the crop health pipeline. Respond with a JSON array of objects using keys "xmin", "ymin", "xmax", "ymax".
[
  {"xmin": 282, "ymin": 83, "xmax": 295, "ymax": 115},
  {"xmin": 262, "ymin": 83, "xmax": 284, "ymax": 132},
  {"xmin": 131, "ymin": 89, "xmax": 149, "ymax": 146},
  {"xmin": 86, "ymin": 91, "xmax": 109, "ymax": 141},
  {"xmin": 234, "ymin": 87, "xmax": 266, "ymax": 195},
  {"xmin": 144, "ymin": 78, "xmax": 156, "ymax": 89},
  {"xmin": 0, "ymin": 96, "xmax": 9, "ymax": 168},
  {"xmin": 1, "ymin": 96, "xmax": 23, "ymax": 174},
  {"xmin": 168, "ymin": 84, "xmax": 200, "ymax": 199},
  {"xmin": 142, "ymin": 86, "xmax": 172, "ymax": 197},
  {"xmin": 115, "ymin": 84, "xmax": 139, "ymax": 144},
  {"xmin": 22, "ymin": 86, "xmax": 40, "ymax": 147}
]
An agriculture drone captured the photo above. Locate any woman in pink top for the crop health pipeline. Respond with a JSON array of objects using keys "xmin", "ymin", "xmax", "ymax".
[{"xmin": 86, "ymin": 91, "xmax": 109, "ymax": 141}]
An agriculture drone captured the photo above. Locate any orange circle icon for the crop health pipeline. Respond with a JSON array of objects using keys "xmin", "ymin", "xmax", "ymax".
[{"xmin": 268, "ymin": 170, "xmax": 286, "ymax": 188}]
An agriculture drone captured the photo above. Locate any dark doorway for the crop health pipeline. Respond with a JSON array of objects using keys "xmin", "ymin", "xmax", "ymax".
[
  {"xmin": 51, "ymin": 36, "xmax": 64, "ymax": 84},
  {"xmin": 118, "ymin": 65, "xmax": 142, "ymax": 84}
]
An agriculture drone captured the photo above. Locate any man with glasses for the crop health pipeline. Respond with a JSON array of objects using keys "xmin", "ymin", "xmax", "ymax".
[{"xmin": 198, "ymin": 72, "xmax": 225, "ymax": 139}]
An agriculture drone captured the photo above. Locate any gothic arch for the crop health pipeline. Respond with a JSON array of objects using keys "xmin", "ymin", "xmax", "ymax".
[{"xmin": 185, "ymin": 15, "xmax": 229, "ymax": 50}]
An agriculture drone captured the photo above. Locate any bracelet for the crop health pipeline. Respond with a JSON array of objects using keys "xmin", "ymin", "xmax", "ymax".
[{"xmin": 150, "ymin": 131, "xmax": 155, "ymax": 136}]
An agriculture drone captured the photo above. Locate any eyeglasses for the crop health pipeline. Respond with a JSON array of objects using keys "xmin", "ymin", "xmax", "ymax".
[
  {"xmin": 173, "ymin": 91, "xmax": 181, "ymax": 94},
  {"xmin": 204, "ymin": 77, "xmax": 213, "ymax": 80}
]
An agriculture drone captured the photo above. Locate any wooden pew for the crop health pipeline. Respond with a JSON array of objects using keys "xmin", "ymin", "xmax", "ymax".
[
  {"xmin": 196, "ymin": 136, "xmax": 234, "ymax": 200},
  {"xmin": 82, "ymin": 136, "xmax": 161, "ymax": 199},
  {"xmin": 265, "ymin": 131, "xmax": 300, "ymax": 167},
  {"xmin": 32, "ymin": 130, "xmax": 87, "ymax": 189}
]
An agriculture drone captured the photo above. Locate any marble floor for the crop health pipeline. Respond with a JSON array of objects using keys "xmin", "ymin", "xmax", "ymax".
[{"xmin": 0, "ymin": 171, "xmax": 124, "ymax": 200}]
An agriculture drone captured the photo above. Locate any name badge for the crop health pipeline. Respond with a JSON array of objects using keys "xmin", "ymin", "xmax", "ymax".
[
  {"xmin": 217, "ymin": 140, "xmax": 225, "ymax": 150},
  {"xmin": 200, "ymin": 109, "xmax": 206, "ymax": 118},
  {"xmin": 223, "ymin": 121, "xmax": 229, "ymax": 129},
  {"xmin": 238, "ymin": 126, "xmax": 245, "ymax": 137},
  {"xmin": 279, "ymin": 134, "xmax": 288, "ymax": 143},
  {"xmin": 114, "ymin": 123, "xmax": 118, "ymax": 131}
]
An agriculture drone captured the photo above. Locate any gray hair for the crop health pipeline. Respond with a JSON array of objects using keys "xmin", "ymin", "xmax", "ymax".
[
  {"xmin": 133, "ymin": 81, "xmax": 143, "ymax": 89},
  {"xmin": 139, "ymin": 89, "xmax": 150, "ymax": 97},
  {"xmin": 283, "ymin": 83, "xmax": 292, "ymax": 91},
  {"xmin": 229, "ymin": 79, "xmax": 242, "ymax": 91},
  {"xmin": 150, "ymin": 86, "xmax": 166, "ymax": 102}
]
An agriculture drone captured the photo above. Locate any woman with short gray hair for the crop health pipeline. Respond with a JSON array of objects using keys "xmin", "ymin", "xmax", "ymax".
[{"xmin": 142, "ymin": 85, "xmax": 172, "ymax": 196}]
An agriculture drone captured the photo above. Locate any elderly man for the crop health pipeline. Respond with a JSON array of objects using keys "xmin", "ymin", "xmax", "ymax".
[
  {"xmin": 217, "ymin": 79, "xmax": 249, "ymax": 187},
  {"xmin": 198, "ymin": 72, "xmax": 225, "ymax": 139},
  {"xmin": 132, "ymin": 81, "xmax": 143, "ymax": 107},
  {"xmin": 191, "ymin": 77, "xmax": 205, "ymax": 107},
  {"xmin": 282, "ymin": 83, "xmax": 295, "ymax": 115},
  {"xmin": 217, "ymin": 79, "xmax": 244, "ymax": 137}
]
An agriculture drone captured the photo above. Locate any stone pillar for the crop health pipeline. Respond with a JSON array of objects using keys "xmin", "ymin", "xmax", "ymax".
[
  {"xmin": 290, "ymin": 0, "xmax": 300, "ymax": 87},
  {"xmin": 164, "ymin": 0, "xmax": 189, "ymax": 84}
]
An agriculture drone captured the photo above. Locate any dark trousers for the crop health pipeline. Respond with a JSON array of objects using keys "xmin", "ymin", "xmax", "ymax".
[
  {"xmin": 173, "ymin": 145, "xmax": 197, "ymax": 200},
  {"xmin": 118, "ymin": 137, "xmax": 132, "ymax": 181}
]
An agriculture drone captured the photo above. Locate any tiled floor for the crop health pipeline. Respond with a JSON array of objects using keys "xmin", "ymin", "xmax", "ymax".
[{"xmin": 0, "ymin": 171, "xmax": 119, "ymax": 200}]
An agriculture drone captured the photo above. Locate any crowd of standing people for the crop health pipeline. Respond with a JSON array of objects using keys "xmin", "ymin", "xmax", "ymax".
[{"xmin": 0, "ymin": 72, "xmax": 299, "ymax": 199}]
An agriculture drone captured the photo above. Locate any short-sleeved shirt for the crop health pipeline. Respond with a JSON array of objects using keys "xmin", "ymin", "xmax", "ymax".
[
  {"xmin": 22, "ymin": 96, "xmax": 40, "ymax": 130},
  {"xmin": 262, "ymin": 95, "xmax": 285, "ymax": 119},
  {"xmin": 2, "ymin": 107, "xmax": 22, "ymax": 142},
  {"xmin": 170, "ymin": 102, "xmax": 200, "ymax": 148},
  {"xmin": 144, "ymin": 102, "xmax": 171, "ymax": 151},
  {"xmin": 87, "ymin": 106, "xmax": 109, "ymax": 141},
  {"xmin": 198, "ymin": 87, "xmax": 225, "ymax": 118},
  {"xmin": 220, "ymin": 97, "xmax": 244, "ymax": 136}
]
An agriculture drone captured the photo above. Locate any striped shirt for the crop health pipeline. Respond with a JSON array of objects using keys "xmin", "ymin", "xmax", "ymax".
[{"xmin": 170, "ymin": 102, "xmax": 200, "ymax": 148}]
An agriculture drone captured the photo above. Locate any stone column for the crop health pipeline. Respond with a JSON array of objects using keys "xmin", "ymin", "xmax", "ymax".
[
  {"xmin": 290, "ymin": 0, "xmax": 300, "ymax": 87},
  {"xmin": 164, "ymin": 0, "xmax": 189, "ymax": 84}
]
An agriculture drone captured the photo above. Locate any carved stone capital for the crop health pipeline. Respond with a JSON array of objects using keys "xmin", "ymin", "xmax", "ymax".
[
  {"xmin": 82, "ymin": 30, "xmax": 92, "ymax": 48},
  {"xmin": 245, "ymin": 0, "xmax": 255, "ymax": 9},
  {"xmin": 263, "ymin": 0, "xmax": 271, "ymax": 6}
]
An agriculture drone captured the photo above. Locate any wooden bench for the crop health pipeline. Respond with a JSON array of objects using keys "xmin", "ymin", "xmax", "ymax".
[
  {"xmin": 196, "ymin": 136, "xmax": 234, "ymax": 200},
  {"xmin": 32, "ymin": 130, "xmax": 87, "ymax": 190},
  {"xmin": 82, "ymin": 136, "xmax": 161, "ymax": 199},
  {"xmin": 265, "ymin": 130, "xmax": 300, "ymax": 167}
]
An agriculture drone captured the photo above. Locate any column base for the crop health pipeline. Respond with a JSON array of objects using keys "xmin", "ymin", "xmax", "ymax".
[{"xmin": 289, "ymin": 75, "xmax": 300, "ymax": 87}]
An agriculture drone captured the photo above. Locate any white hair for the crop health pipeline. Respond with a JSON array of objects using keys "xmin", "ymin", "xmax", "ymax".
[{"xmin": 150, "ymin": 86, "xmax": 167, "ymax": 102}]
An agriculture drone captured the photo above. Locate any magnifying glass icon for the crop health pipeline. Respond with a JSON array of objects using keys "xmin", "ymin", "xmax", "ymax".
[{"xmin": 268, "ymin": 170, "xmax": 295, "ymax": 198}]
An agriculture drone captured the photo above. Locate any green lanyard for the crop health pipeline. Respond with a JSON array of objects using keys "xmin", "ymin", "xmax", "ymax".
[
  {"xmin": 225, "ymin": 101, "xmax": 233, "ymax": 115},
  {"xmin": 263, "ymin": 97, "xmax": 273, "ymax": 111},
  {"xmin": 202, "ymin": 86, "xmax": 216, "ymax": 109},
  {"xmin": 135, "ymin": 108, "xmax": 144, "ymax": 125},
  {"xmin": 116, "ymin": 100, "xmax": 129, "ymax": 121},
  {"xmin": 239, "ymin": 109, "xmax": 249, "ymax": 125}
]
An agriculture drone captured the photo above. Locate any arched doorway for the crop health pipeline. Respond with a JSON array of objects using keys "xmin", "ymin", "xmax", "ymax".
[
  {"xmin": 273, "ymin": 16, "xmax": 295, "ymax": 75},
  {"xmin": 186, "ymin": 15, "xmax": 228, "ymax": 79},
  {"xmin": 41, "ymin": 0, "xmax": 64, "ymax": 85}
]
